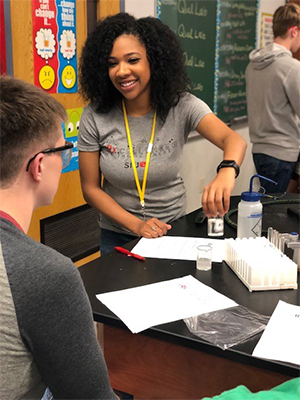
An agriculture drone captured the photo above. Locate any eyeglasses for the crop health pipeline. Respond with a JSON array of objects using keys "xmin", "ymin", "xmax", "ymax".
[{"xmin": 26, "ymin": 141, "xmax": 74, "ymax": 172}]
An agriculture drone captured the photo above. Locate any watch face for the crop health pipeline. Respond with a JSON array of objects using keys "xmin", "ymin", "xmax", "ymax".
[
  {"xmin": 217, "ymin": 160, "xmax": 240, "ymax": 177},
  {"xmin": 222, "ymin": 161, "xmax": 234, "ymax": 166}
]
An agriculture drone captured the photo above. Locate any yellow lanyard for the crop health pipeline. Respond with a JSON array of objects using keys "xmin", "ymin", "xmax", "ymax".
[{"xmin": 122, "ymin": 99, "xmax": 157, "ymax": 219}]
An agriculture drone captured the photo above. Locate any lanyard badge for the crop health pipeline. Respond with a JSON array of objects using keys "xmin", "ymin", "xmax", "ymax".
[{"xmin": 122, "ymin": 100, "xmax": 157, "ymax": 220}]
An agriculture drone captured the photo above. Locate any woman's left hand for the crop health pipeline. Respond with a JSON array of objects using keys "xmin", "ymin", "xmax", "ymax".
[{"xmin": 202, "ymin": 168, "xmax": 236, "ymax": 217}]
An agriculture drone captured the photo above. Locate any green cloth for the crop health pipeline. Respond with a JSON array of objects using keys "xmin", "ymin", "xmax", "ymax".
[{"xmin": 202, "ymin": 378, "xmax": 300, "ymax": 400}]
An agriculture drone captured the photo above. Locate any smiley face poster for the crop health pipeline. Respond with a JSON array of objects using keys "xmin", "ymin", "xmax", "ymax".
[{"xmin": 32, "ymin": 0, "xmax": 77, "ymax": 93}]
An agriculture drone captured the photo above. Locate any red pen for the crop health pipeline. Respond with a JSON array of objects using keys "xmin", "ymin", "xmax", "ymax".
[{"xmin": 114, "ymin": 246, "xmax": 145, "ymax": 261}]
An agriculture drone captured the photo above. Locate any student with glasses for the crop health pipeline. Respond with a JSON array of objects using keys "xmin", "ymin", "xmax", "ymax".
[
  {"xmin": 0, "ymin": 75, "xmax": 117, "ymax": 400},
  {"xmin": 25, "ymin": 141, "xmax": 73, "ymax": 172}
]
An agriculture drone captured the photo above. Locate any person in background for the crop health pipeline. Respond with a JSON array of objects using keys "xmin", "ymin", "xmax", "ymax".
[
  {"xmin": 246, "ymin": 3, "xmax": 300, "ymax": 194},
  {"xmin": 0, "ymin": 75, "xmax": 117, "ymax": 400},
  {"xmin": 78, "ymin": 13, "xmax": 247, "ymax": 255},
  {"xmin": 287, "ymin": 153, "xmax": 300, "ymax": 193}
]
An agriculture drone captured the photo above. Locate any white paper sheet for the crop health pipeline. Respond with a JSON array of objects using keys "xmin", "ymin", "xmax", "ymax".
[
  {"xmin": 131, "ymin": 236, "xmax": 225, "ymax": 262},
  {"xmin": 253, "ymin": 300, "xmax": 300, "ymax": 366},
  {"xmin": 97, "ymin": 275, "xmax": 237, "ymax": 333}
]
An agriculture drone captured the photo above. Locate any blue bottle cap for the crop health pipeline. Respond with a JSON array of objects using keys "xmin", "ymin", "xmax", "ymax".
[
  {"xmin": 241, "ymin": 174, "xmax": 277, "ymax": 202},
  {"xmin": 241, "ymin": 191, "xmax": 261, "ymax": 201}
]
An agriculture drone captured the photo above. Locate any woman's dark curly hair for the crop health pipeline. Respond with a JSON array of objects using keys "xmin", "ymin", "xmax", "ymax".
[{"xmin": 79, "ymin": 13, "xmax": 190, "ymax": 121}]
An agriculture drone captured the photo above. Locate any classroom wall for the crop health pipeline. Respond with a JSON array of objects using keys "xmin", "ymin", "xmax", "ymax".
[
  {"xmin": 125, "ymin": 0, "xmax": 285, "ymax": 213},
  {"xmin": 6, "ymin": 0, "xmax": 286, "ymax": 242},
  {"xmin": 9, "ymin": 0, "xmax": 88, "ymax": 242},
  {"xmin": 125, "ymin": 0, "xmax": 155, "ymax": 17},
  {"xmin": 7, "ymin": 0, "xmax": 119, "ymax": 265}
]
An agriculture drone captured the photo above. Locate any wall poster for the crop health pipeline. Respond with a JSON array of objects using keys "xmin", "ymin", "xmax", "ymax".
[
  {"xmin": 260, "ymin": 12, "xmax": 273, "ymax": 48},
  {"xmin": 32, "ymin": 0, "xmax": 77, "ymax": 93},
  {"xmin": 62, "ymin": 107, "xmax": 83, "ymax": 173}
]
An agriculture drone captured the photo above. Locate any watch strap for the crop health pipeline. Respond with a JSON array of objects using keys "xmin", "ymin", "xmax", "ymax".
[{"xmin": 217, "ymin": 160, "xmax": 240, "ymax": 178}]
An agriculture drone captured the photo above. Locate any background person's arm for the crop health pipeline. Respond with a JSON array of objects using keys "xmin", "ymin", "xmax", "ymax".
[{"xmin": 285, "ymin": 64, "xmax": 300, "ymax": 119}]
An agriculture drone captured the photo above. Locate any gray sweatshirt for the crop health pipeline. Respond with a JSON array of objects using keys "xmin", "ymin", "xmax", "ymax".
[
  {"xmin": 0, "ymin": 217, "xmax": 117, "ymax": 399},
  {"xmin": 245, "ymin": 43, "xmax": 300, "ymax": 162}
]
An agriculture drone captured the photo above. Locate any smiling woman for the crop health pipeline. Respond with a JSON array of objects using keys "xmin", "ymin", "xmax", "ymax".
[
  {"xmin": 78, "ymin": 13, "xmax": 247, "ymax": 255},
  {"xmin": 107, "ymin": 35, "xmax": 151, "ymax": 114}
]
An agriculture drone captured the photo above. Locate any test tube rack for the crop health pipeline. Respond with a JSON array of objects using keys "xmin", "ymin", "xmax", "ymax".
[{"xmin": 224, "ymin": 237, "xmax": 298, "ymax": 292}]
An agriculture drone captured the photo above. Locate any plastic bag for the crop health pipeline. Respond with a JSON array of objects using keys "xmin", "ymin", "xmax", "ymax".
[{"xmin": 184, "ymin": 305, "xmax": 269, "ymax": 350}]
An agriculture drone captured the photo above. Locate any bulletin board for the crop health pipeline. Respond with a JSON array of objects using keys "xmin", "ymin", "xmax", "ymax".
[{"xmin": 157, "ymin": 0, "xmax": 259, "ymax": 124}]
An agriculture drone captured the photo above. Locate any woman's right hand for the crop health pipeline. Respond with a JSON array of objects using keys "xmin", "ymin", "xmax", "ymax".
[
  {"xmin": 135, "ymin": 218, "xmax": 172, "ymax": 238},
  {"xmin": 79, "ymin": 152, "xmax": 172, "ymax": 238}
]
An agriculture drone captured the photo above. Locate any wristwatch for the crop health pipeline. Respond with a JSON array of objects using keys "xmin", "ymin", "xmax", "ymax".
[{"xmin": 217, "ymin": 160, "xmax": 240, "ymax": 178}]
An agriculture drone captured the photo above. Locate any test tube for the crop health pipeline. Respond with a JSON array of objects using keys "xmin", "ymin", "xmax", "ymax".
[
  {"xmin": 281, "ymin": 237, "xmax": 289, "ymax": 253},
  {"xmin": 278, "ymin": 233, "xmax": 291, "ymax": 253},
  {"xmin": 272, "ymin": 230, "xmax": 278, "ymax": 248},
  {"xmin": 267, "ymin": 227, "xmax": 273, "ymax": 242}
]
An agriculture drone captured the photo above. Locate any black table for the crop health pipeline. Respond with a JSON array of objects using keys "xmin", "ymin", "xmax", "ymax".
[{"xmin": 79, "ymin": 196, "xmax": 300, "ymax": 399}]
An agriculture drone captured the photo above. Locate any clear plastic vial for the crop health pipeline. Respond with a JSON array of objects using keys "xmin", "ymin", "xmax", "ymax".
[
  {"xmin": 196, "ymin": 244, "xmax": 212, "ymax": 270},
  {"xmin": 207, "ymin": 214, "xmax": 224, "ymax": 237}
]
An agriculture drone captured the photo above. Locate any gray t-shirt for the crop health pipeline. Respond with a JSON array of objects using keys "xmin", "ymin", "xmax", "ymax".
[{"xmin": 78, "ymin": 92, "xmax": 212, "ymax": 234}]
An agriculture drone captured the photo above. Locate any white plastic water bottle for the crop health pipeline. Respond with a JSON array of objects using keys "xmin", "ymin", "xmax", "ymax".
[
  {"xmin": 237, "ymin": 174, "xmax": 277, "ymax": 239},
  {"xmin": 237, "ymin": 195, "xmax": 262, "ymax": 238}
]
